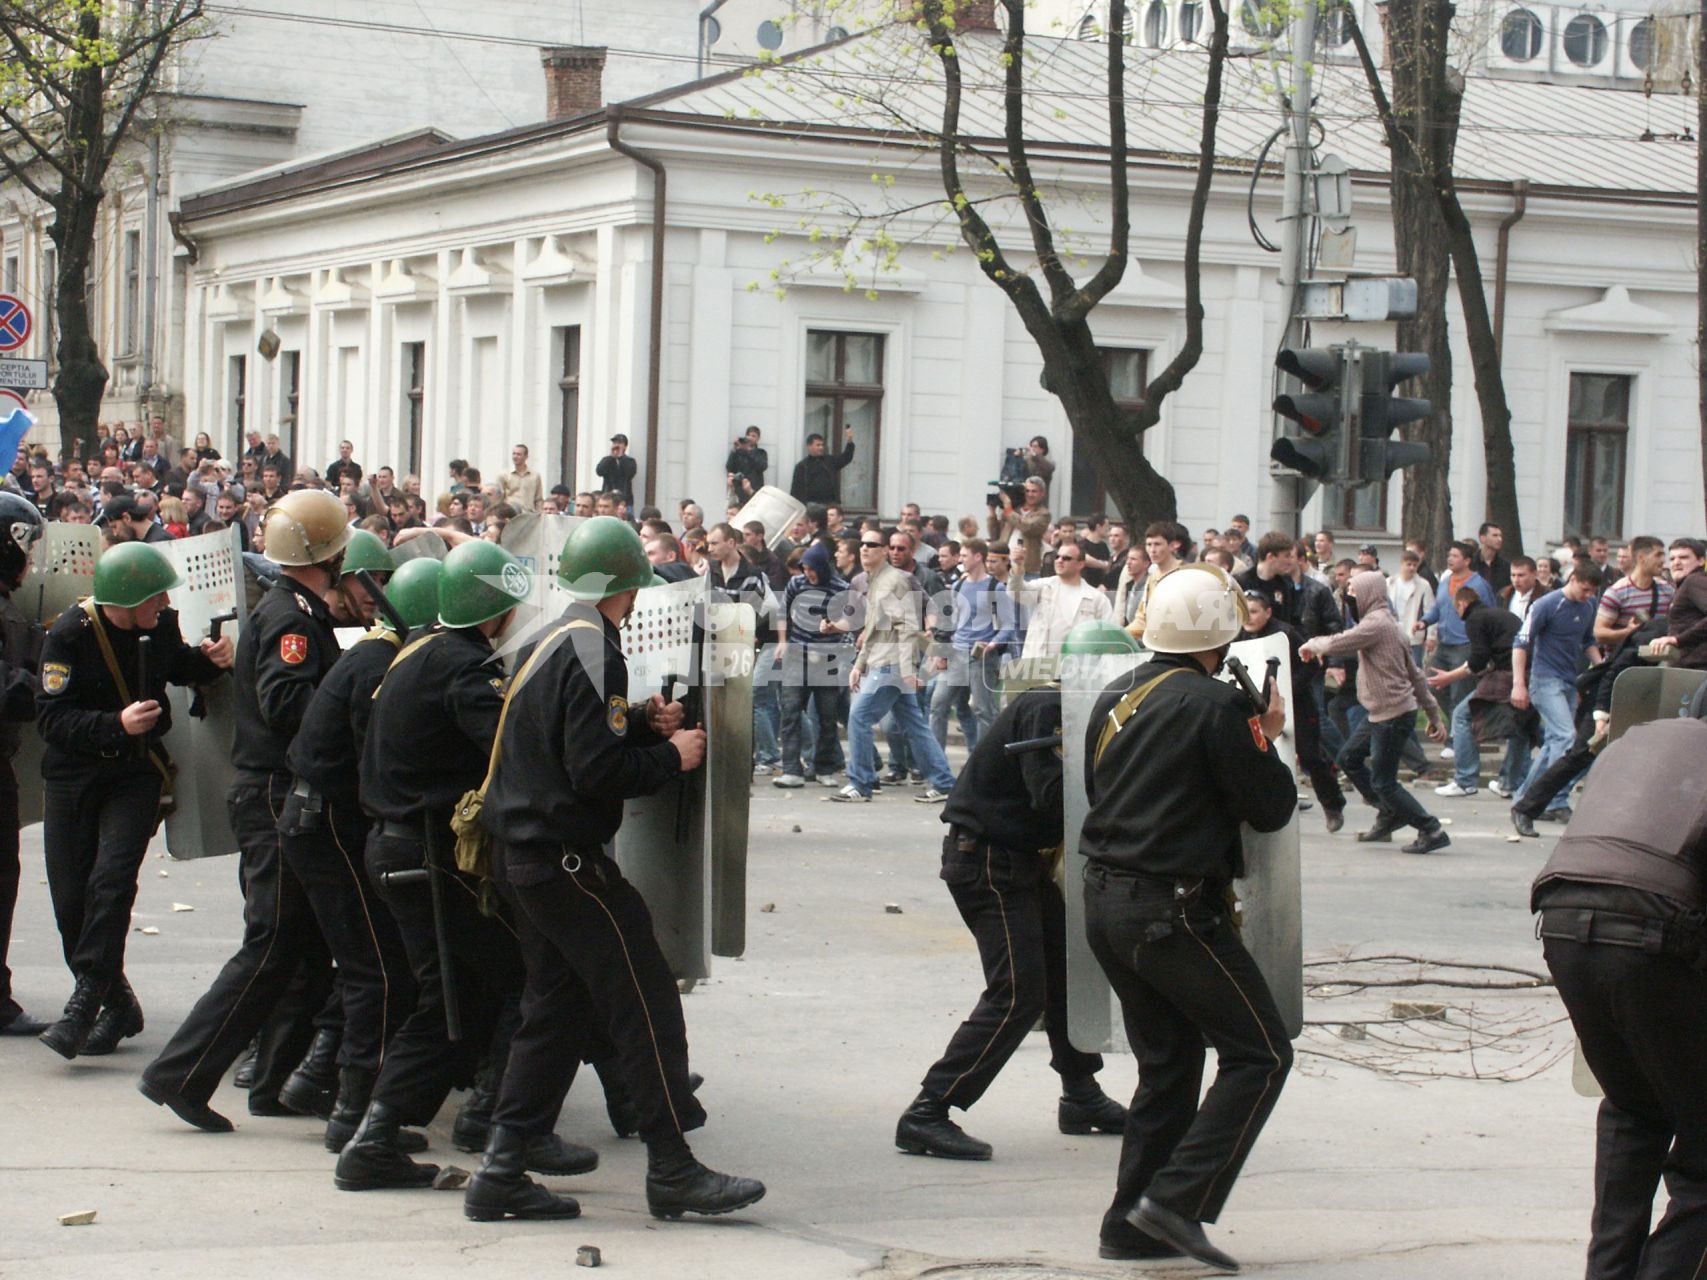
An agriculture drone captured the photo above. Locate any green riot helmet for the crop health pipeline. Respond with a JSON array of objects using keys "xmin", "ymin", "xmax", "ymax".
[
  {"xmin": 91, "ymin": 541, "xmax": 184, "ymax": 609},
  {"xmin": 1059, "ymin": 618, "xmax": 1142, "ymax": 656},
  {"xmin": 339, "ymin": 528, "xmax": 393, "ymax": 580},
  {"xmin": 439, "ymin": 539, "xmax": 531, "ymax": 629},
  {"xmin": 382, "ymin": 556, "xmax": 443, "ymax": 632},
  {"xmin": 556, "ymin": 515, "xmax": 659, "ymax": 601}
]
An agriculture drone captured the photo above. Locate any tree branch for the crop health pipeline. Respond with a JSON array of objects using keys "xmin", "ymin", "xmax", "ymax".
[
  {"xmin": 997, "ymin": 0, "xmax": 1077, "ymax": 307},
  {"xmin": 1072, "ymin": 0, "xmax": 1131, "ymax": 315}
]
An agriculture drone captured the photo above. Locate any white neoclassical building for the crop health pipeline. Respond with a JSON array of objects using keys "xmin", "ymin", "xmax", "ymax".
[{"xmin": 168, "ymin": 10, "xmax": 1698, "ymax": 546}]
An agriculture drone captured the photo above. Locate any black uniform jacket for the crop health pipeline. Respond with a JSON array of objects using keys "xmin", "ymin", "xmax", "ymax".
[
  {"xmin": 481, "ymin": 602, "xmax": 679, "ymax": 864},
  {"xmin": 288, "ymin": 628, "xmax": 401, "ymax": 804},
  {"xmin": 231, "ymin": 576, "xmax": 341, "ymax": 777},
  {"xmin": 0, "ymin": 589, "xmax": 39, "ymax": 759},
  {"xmin": 360, "ymin": 624, "xmax": 504, "ymax": 823},
  {"xmin": 37, "ymin": 602, "xmax": 223, "ymax": 782},
  {"xmin": 940, "ymin": 687, "xmax": 1062, "ymax": 858},
  {"xmin": 1081, "ymin": 653, "xmax": 1296, "ymax": 883}
]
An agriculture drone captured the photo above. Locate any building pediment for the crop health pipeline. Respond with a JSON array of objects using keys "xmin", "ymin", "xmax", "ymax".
[{"xmin": 1543, "ymin": 285, "xmax": 1672, "ymax": 336}]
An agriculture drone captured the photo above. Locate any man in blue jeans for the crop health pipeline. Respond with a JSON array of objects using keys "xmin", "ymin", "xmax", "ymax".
[
  {"xmin": 830, "ymin": 530, "xmax": 955, "ymax": 803},
  {"xmin": 1427, "ymin": 586, "xmax": 1531, "ymax": 798},
  {"xmin": 1512, "ymin": 564, "xmax": 1601, "ymax": 807}
]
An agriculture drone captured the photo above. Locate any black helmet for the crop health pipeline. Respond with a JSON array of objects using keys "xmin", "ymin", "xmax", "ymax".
[{"xmin": 0, "ymin": 491, "xmax": 42, "ymax": 586}]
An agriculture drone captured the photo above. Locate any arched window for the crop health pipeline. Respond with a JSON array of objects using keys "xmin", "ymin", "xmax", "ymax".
[{"xmin": 1500, "ymin": 8, "xmax": 1544, "ymax": 62}]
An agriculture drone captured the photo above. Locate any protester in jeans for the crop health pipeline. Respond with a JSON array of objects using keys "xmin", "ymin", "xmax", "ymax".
[
  {"xmin": 1511, "ymin": 564, "xmax": 1601, "ymax": 806},
  {"xmin": 932, "ymin": 539, "xmax": 1005, "ymax": 749},
  {"xmin": 1426, "ymin": 587, "xmax": 1530, "ymax": 799},
  {"xmin": 830, "ymin": 532, "xmax": 955, "ymax": 804},
  {"xmin": 1388, "ymin": 549, "xmax": 1430, "ymax": 667},
  {"xmin": 1301, "ymin": 571, "xmax": 1449, "ymax": 854},
  {"xmin": 705, "ymin": 524, "xmax": 784, "ymax": 773},
  {"xmin": 774, "ymin": 543, "xmax": 850, "ymax": 787},
  {"xmin": 1419, "ymin": 541, "xmax": 1496, "ymax": 740},
  {"xmin": 1010, "ymin": 538, "xmax": 1112, "ymax": 660},
  {"xmin": 1592, "ymin": 535, "xmax": 1673, "ymax": 648}
]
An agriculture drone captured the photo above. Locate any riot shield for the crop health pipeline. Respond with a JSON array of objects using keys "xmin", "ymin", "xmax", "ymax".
[
  {"xmin": 703, "ymin": 600, "xmax": 755, "ymax": 958},
  {"xmin": 498, "ymin": 511, "xmax": 585, "ymax": 666},
  {"xmin": 16, "ymin": 524, "xmax": 101, "ymax": 826},
  {"xmin": 159, "ymin": 526, "xmax": 248, "ymax": 861},
  {"xmin": 1063, "ymin": 632, "xmax": 1302, "ymax": 1051},
  {"xmin": 733, "ymin": 486, "xmax": 805, "ymax": 551},
  {"xmin": 1607, "ymin": 666, "xmax": 1707, "ymax": 744},
  {"xmin": 389, "ymin": 529, "xmax": 449, "ymax": 566}
]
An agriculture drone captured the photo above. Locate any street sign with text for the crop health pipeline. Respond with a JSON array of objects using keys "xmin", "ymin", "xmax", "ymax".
[{"xmin": 0, "ymin": 358, "xmax": 47, "ymax": 390}]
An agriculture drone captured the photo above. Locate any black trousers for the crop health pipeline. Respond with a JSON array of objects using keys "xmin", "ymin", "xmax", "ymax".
[
  {"xmin": 42, "ymin": 766, "xmax": 161, "ymax": 995},
  {"xmin": 1543, "ymin": 935, "xmax": 1707, "ymax": 1280},
  {"xmin": 279, "ymin": 792, "xmax": 414, "ymax": 1074},
  {"xmin": 144, "ymin": 772, "xmax": 328, "ymax": 1105},
  {"xmin": 1083, "ymin": 867, "xmax": 1291, "ymax": 1238},
  {"xmin": 365, "ymin": 826, "xmax": 523, "ymax": 1126},
  {"xmin": 1513, "ymin": 715, "xmax": 1595, "ymax": 819},
  {"xmin": 921, "ymin": 834, "xmax": 1101, "ymax": 1109},
  {"xmin": 487, "ymin": 872, "xmax": 609, "ymax": 1137},
  {"xmin": 505, "ymin": 847, "xmax": 707, "ymax": 1143},
  {"xmin": 1292, "ymin": 675, "xmax": 1345, "ymax": 812},
  {"xmin": 0, "ymin": 761, "xmax": 22, "ymax": 1020}
]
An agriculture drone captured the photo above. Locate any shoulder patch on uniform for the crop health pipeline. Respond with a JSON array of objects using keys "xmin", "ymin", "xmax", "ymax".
[
  {"xmin": 280, "ymin": 634, "xmax": 308, "ymax": 665},
  {"xmin": 608, "ymin": 695, "xmax": 628, "ymax": 735},
  {"xmin": 1248, "ymin": 715, "xmax": 1269, "ymax": 752},
  {"xmin": 41, "ymin": 662, "xmax": 69, "ymax": 695},
  {"xmin": 489, "ymin": 677, "xmax": 506, "ymax": 693}
]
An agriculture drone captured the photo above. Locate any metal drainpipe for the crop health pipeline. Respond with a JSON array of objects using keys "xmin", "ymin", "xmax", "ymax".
[
  {"xmin": 141, "ymin": 133, "xmax": 164, "ymax": 416},
  {"xmin": 1493, "ymin": 179, "xmax": 1530, "ymax": 362},
  {"xmin": 606, "ymin": 105, "xmax": 666, "ymax": 509},
  {"xmin": 697, "ymin": 0, "xmax": 728, "ymax": 78}
]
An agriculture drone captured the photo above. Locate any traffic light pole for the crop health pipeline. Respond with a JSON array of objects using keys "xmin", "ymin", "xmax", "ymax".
[{"xmin": 1267, "ymin": 0, "xmax": 1319, "ymax": 539}]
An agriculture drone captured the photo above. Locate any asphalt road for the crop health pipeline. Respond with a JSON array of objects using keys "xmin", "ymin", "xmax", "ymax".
[{"xmin": 1, "ymin": 763, "xmax": 1608, "ymax": 1279}]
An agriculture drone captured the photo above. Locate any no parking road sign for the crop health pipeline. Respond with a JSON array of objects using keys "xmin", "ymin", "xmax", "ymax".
[{"xmin": 0, "ymin": 295, "xmax": 31, "ymax": 353}]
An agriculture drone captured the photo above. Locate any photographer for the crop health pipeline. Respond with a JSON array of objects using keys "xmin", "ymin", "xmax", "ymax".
[
  {"xmin": 725, "ymin": 431, "xmax": 765, "ymax": 505},
  {"xmin": 987, "ymin": 476, "xmax": 1050, "ymax": 579}
]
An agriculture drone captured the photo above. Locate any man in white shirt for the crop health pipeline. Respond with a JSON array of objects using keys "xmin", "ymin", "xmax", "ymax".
[
  {"xmin": 1507, "ymin": 556, "xmax": 1540, "ymax": 621},
  {"xmin": 1012, "ymin": 538, "xmax": 1112, "ymax": 660}
]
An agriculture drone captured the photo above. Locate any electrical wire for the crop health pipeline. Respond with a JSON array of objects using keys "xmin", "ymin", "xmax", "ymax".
[{"xmin": 1247, "ymin": 123, "xmax": 1284, "ymax": 251}]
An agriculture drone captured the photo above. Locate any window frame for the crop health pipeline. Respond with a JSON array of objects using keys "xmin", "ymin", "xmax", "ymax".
[
  {"xmin": 803, "ymin": 328, "xmax": 885, "ymax": 514},
  {"xmin": 228, "ymin": 354, "xmax": 247, "ymax": 456},
  {"xmin": 555, "ymin": 324, "xmax": 581, "ymax": 489},
  {"xmin": 1563, "ymin": 370, "xmax": 1632, "ymax": 543},
  {"xmin": 120, "ymin": 228, "xmax": 141, "ymax": 358},
  {"xmin": 402, "ymin": 341, "xmax": 425, "ymax": 478}
]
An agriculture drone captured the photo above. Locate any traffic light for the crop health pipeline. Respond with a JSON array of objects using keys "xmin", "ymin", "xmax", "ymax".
[
  {"xmin": 1355, "ymin": 351, "xmax": 1432, "ymax": 484},
  {"xmin": 1270, "ymin": 347, "xmax": 1354, "ymax": 480}
]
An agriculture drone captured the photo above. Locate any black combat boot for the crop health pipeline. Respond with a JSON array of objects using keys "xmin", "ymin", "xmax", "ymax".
[
  {"xmin": 333, "ymin": 1100, "xmax": 440, "ymax": 1191},
  {"xmin": 232, "ymin": 1038, "xmax": 259, "ymax": 1089},
  {"xmin": 451, "ymin": 1075, "xmax": 497, "ymax": 1153},
  {"xmin": 79, "ymin": 978, "xmax": 144, "ymax": 1056},
  {"xmin": 894, "ymin": 1090, "xmax": 993, "ymax": 1160},
  {"xmin": 278, "ymin": 1027, "xmax": 340, "ymax": 1118},
  {"xmin": 1057, "ymin": 1076, "xmax": 1127, "ymax": 1135},
  {"xmin": 324, "ymin": 1066, "xmax": 374, "ymax": 1152},
  {"xmin": 39, "ymin": 977, "xmax": 107, "ymax": 1060},
  {"xmin": 523, "ymin": 1133, "xmax": 599, "ymax": 1176},
  {"xmin": 644, "ymin": 1134, "xmax": 766, "ymax": 1220},
  {"xmin": 464, "ymin": 1125, "xmax": 582, "ymax": 1221}
]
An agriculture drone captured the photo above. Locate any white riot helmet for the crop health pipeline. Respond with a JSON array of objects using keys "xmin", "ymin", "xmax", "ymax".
[{"xmin": 1141, "ymin": 563, "xmax": 1249, "ymax": 654}]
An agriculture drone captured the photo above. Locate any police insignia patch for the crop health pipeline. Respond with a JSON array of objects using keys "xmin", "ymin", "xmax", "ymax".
[
  {"xmin": 608, "ymin": 695, "xmax": 628, "ymax": 734},
  {"xmin": 280, "ymin": 634, "xmax": 308, "ymax": 665},
  {"xmin": 1248, "ymin": 715, "xmax": 1268, "ymax": 752},
  {"xmin": 41, "ymin": 662, "xmax": 70, "ymax": 695},
  {"xmin": 489, "ymin": 677, "xmax": 506, "ymax": 693}
]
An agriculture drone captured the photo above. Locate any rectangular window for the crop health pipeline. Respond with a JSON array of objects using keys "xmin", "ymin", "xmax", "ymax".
[
  {"xmin": 1564, "ymin": 372, "xmax": 1630, "ymax": 542},
  {"xmin": 1075, "ymin": 347, "xmax": 1149, "ymax": 516},
  {"xmin": 555, "ymin": 325, "xmax": 581, "ymax": 488},
  {"xmin": 803, "ymin": 329, "xmax": 883, "ymax": 512},
  {"xmin": 3, "ymin": 255, "xmax": 17, "ymax": 295},
  {"xmin": 228, "ymin": 354, "xmax": 247, "ymax": 454},
  {"xmin": 278, "ymin": 350, "xmax": 301, "ymax": 462},
  {"xmin": 121, "ymin": 229, "xmax": 141, "ymax": 356},
  {"xmin": 402, "ymin": 342, "xmax": 425, "ymax": 478}
]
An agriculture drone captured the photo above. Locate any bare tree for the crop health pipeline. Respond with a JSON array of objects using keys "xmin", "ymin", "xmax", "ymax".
[
  {"xmin": 756, "ymin": 0, "xmax": 1230, "ymax": 526},
  {"xmin": 1347, "ymin": 1, "xmax": 1525, "ymax": 555},
  {"xmin": 0, "ymin": 0, "xmax": 205, "ymax": 461}
]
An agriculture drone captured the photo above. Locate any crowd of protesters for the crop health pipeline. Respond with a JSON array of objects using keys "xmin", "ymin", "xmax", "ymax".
[{"xmin": 13, "ymin": 419, "xmax": 1706, "ymax": 834}]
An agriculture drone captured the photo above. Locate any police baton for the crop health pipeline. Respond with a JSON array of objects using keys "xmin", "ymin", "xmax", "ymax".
[
  {"xmin": 191, "ymin": 611, "xmax": 239, "ymax": 719},
  {"xmin": 353, "ymin": 569, "xmax": 409, "ymax": 641},
  {"xmin": 135, "ymin": 635, "xmax": 152, "ymax": 759},
  {"xmin": 1004, "ymin": 731, "xmax": 1062, "ymax": 757},
  {"xmin": 378, "ymin": 822, "xmax": 463, "ymax": 1042},
  {"xmin": 1224, "ymin": 655, "xmax": 1283, "ymax": 716}
]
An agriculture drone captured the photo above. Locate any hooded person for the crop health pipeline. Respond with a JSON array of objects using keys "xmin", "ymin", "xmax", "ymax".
[{"xmin": 1300, "ymin": 570, "xmax": 1449, "ymax": 853}]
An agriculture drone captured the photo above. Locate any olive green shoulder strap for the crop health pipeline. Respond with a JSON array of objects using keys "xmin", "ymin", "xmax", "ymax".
[
  {"xmin": 1092, "ymin": 666, "xmax": 1189, "ymax": 770},
  {"xmin": 475, "ymin": 617, "xmax": 604, "ymax": 796}
]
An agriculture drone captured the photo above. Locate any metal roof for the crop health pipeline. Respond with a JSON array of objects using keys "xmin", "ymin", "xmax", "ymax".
[{"xmin": 635, "ymin": 22, "xmax": 1697, "ymax": 197}]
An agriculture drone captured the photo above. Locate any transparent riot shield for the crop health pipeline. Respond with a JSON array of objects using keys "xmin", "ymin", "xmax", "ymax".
[
  {"xmin": 389, "ymin": 529, "xmax": 449, "ymax": 567},
  {"xmin": 497, "ymin": 511, "xmax": 585, "ymax": 665},
  {"xmin": 15, "ymin": 524, "xmax": 101, "ymax": 826},
  {"xmin": 733, "ymin": 486, "xmax": 805, "ymax": 551},
  {"xmin": 1063, "ymin": 631, "xmax": 1302, "ymax": 1051},
  {"xmin": 159, "ymin": 526, "xmax": 248, "ymax": 861},
  {"xmin": 1607, "ymin": 666, "xmax": 1707, "ymax": 744},
  {"xmin": 703, "ymin": 600, "xmax": 755, "ymax": 958}
]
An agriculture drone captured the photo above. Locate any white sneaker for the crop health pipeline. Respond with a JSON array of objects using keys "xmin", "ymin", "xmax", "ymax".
[
  {"xmin": 1439, "ymin": 747, "xmax": 1455, "ymax": 761},
  {"xmin": 913, "ymin": 787, "xmax": 950, "ymax": 803},
  {"xmin": 774, "ymin": 774, "xmax": 805, "ymax": 789},
  {"xmin": 820, "ymin": 775, "xmax": 842, "ymax": 788},
  {"xmin": 1434, "ymin": 781, "xmax": 1478, "ymax": 797},
  {"xmin": 1489, "ymin": 780, "xmax": 1512, "ymax": 799},
  {"xmin": 826, "ymin": 784, "xmax": 869, "ymax": 803}
]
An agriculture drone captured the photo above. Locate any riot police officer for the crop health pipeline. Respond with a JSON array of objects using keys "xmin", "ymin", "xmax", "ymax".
[
  {"xmin": 477, "ymin": 516, "xmax": 765, "ymax": 1222},
  {"xmin": 36, "ymin": 542, "xmax": 233, "ymax": 1058},
  {"xmin": 896, "ymin": 618, "xmax": 1134, "ymax": 1164},
  {"xmin": 278, "ymin": 549, "xmax": 436, "ymax": 1151},
  {"xmin": 0, "ymin": 492, "xmax": 44, "ymax": 1037},
  {"xmin": 1533, "ymin": 708, "xmax": 1707, "ymax": 1280},
  {"xmin": 337, "ymin": 539, "xmax": 597, "ymax": 1198},
  {"xmin": 140, "ymin": 489, "xmax": 349, "ymax": 1131},
  {"xmin": 1081, "ymin": 565, "xmax": 1295, "ymax": 1270}
]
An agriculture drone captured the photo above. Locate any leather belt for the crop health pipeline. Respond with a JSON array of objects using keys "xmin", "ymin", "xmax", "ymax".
[
  {"xmin": 1540, "ymin": 907, "xmax": 1672, "ymax": 954},
  {"xmin": 377, "ymin": 820, "xmax": 423, "ymax": 843}
]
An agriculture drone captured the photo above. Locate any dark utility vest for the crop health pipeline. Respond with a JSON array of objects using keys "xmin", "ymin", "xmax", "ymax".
[{"xmin": 1531, "ymin": 718, "xmax": 1707, "ymax": 913}]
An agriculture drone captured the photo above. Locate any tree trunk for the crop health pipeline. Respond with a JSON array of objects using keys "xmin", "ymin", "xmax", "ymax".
[
  {"xmin": 48, "ymin": 198, "xmax": 109, "ymax": 465},
  {"xmin": 1699, "ymin": 10, "xmax": 1706, "ymax": 529}
]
